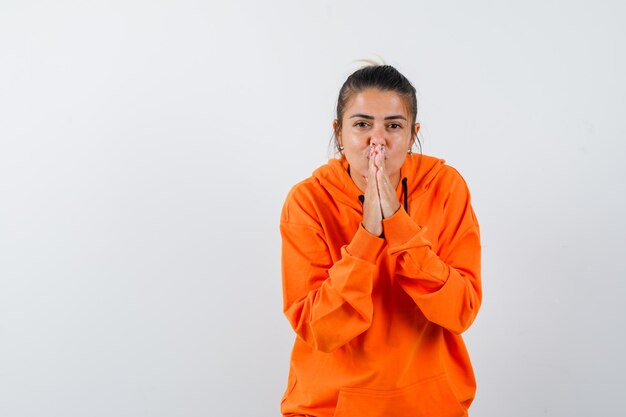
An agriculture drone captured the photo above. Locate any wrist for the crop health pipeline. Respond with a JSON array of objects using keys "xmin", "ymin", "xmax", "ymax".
[
  {"xmin": 362, "ymin": 221, "xmax": 383, "ymax": 238},
  {"xmin": 383, "ymin": 202, "xmax": 401, "ymax": 219}
]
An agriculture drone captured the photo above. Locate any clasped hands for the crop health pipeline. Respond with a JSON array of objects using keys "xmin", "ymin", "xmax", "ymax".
[{"xmin": 362, "ymin": 144, "xmax": 401, "ymax": 237}]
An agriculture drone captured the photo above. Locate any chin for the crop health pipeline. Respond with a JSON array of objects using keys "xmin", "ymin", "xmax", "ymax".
[{"xmin": 351, "ymin": 167, "xmax": 368, "ymax": 183}]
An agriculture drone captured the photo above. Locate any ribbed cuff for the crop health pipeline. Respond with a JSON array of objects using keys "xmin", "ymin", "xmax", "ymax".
[{"xmin": 345, "ymin": 224, "xmax": 386, "ymax": 263}]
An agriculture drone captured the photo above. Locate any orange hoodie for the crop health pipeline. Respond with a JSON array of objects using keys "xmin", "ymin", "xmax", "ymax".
[{"xmin": 280, "ymin": 154, "xmax": 481, "ymax": 417}]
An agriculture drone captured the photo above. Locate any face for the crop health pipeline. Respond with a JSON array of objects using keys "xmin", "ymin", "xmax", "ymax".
[{"xmin": 334, "ymin": 88, "xmax": 420, "ymax": 189}]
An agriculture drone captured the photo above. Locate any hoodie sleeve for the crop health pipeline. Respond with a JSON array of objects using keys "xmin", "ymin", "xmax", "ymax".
[
  {"xmin": 280, "ymin": 190, "xmax": 385, "ymax": 353},
  {"xmin": 382, "ymin": 168, "xmax": 482, "ymax": 334}
]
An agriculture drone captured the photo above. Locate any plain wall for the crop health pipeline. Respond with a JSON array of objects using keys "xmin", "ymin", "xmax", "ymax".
[{"xmin": 1, "ymin": 1, "xmax": 625, "ymax": 416}]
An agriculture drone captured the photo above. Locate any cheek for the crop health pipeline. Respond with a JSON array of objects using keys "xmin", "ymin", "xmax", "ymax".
[
  {"xmin": 345, "ymin": 148, "xmax": 370, "ymax": 167},
  {"xmin": 386, "ymin": 149, "xmax": 408, "ymax": 170},
  {"xmin": 344, "ymin": 137, "xmax": 370, "ymax": 156},
  {"xmin": 346, "ymin": 133, "xmax": 369, "ymax": 147}
]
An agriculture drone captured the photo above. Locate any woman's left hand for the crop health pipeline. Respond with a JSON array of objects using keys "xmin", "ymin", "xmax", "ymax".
[{"xmin": 373, "ymin": 145, "xmax": 401, "ymax": 219}]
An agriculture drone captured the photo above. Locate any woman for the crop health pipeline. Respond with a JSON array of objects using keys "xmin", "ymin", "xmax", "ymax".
[{"xmin": 280, "ymin": 65, "xmax": 482, "ymax": 417}]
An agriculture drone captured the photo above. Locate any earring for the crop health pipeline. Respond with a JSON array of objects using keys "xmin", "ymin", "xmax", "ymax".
[
  {"xmin": 407, "ymin": 148, "xmax": 413, "ymax": 155},
  {"xmin": 338, "ymin": 145, "xmax": 344, "ymax": 152}
]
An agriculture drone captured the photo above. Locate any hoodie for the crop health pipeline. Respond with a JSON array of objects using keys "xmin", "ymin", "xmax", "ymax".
[{"xmin": 280, "ymin": 154, "xmax": 482, "ymax": 417}]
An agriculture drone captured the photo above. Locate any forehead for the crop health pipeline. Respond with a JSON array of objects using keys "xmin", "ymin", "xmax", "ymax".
[{"xmin": 345, "ymin": 88, "xmax": 409, "ymax": 117}]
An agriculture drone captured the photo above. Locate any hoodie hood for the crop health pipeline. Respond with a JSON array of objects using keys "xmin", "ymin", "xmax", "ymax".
[{"xmin": 312, "ymin": 154, "xmax": 446, "ymax": 211}]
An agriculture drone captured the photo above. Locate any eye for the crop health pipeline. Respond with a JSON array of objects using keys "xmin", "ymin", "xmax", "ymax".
[
  {"xmin": 387, "ymin": 123, "xmax": 402, "ymax": 129},
  {"xmin": 354, "ymin": 121, "xmax": 370, "ymax": 128}
]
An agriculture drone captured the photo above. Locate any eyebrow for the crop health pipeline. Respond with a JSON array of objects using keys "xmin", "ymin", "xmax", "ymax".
[{"xmin": 349, "ymin": 113, "xmax": 407, "ymax": 121}]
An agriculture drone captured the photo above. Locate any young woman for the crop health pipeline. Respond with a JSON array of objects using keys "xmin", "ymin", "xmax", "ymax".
[{"xmin": 280, "ymin": 65, "xmax": 482, "ymax": 417}]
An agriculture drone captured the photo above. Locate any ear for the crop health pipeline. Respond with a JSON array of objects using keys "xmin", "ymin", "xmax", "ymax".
[
  {"xmin": 333, "ymin": 119, "xmax": 342, "ymax": 145},
  {"xmin": 410, "ymin": 122, "xmax": 420, "ymax": 147}
]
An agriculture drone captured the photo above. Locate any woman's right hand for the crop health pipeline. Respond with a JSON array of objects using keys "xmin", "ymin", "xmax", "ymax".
[{"xmin": 361, "ymin": 145, "xmax": 383, "ymax": 237}]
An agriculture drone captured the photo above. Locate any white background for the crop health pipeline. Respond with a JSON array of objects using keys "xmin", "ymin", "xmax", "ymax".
[{"xmin": 1, "ymin": 1, "xmax": 625, "ymax": 416}]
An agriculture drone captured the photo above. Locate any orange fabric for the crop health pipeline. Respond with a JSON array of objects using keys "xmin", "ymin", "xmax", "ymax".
[{"xmin": 280, "ymin": 154, "xmax": 482, "ymax": 417}]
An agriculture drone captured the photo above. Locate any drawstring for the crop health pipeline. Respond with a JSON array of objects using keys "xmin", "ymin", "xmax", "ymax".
[
  {"xmin": 402, "ymin": 177, "xmax": 408, "ymax": 212},
  {"xmin": 357, "ymin": 177, "xmax": 409, "ymax": 212}
]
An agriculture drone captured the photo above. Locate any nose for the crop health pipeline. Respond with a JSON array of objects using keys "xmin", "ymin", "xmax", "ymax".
[{"xmin": 369, "ymin": 127, "xmax": 386, "ymax": 147}]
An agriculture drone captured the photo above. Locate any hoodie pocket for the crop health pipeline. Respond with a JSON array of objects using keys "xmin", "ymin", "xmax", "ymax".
[{"xmin": 332, "ymin": 373, "xmax": 466, "ymax": 417}]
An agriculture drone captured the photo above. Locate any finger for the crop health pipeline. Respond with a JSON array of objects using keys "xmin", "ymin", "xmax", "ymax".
[
  {"xmin": 379, "ymin": 149, "xmax": 388, "ymax": 181},
  {"xmin": 367, "ymin": 147, "xmax": 378, "ymax": 190},
  {"xmin": 379, "ymin": 163, "xmax": 394, "ymax": 196},
  {"xmin": 374, "ymin": 146, "xmax": 383, "ymax": 169},
  {"xmin": 377, "ymin": 153, "xmax": 394, "ymax": 200},
  {"xmin": 366, "ymin": 145, "xmax": 374, "ymax": 182},
  {"xmin": 381, "ymin": 145, "xmax": 386, "ymax": 168},
  {"xmin": 376, "ymin": 166, "xmax": 383, "ymax": 184}
]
